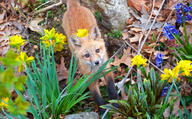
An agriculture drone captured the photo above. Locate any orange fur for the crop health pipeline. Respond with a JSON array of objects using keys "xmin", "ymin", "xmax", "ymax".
[{"xmin": 62, "ymin": 0, "xmax": 118, "ymax": 113}]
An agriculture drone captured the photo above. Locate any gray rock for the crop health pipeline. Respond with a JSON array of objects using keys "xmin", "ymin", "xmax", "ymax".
[
  {"xmin": 64, "ymin": 112, "xmax": 99, "ymax": 119},
  {"xmin": 82, "ymin": 0, "xmax": 131, "ymax": 30}
]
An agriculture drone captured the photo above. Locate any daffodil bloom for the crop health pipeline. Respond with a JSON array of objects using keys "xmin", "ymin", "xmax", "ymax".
[
  {"xmin": 160, "ymin": 60, "xmax": 192, "ymax": 83},
  {"xmin": 0, "ymin": 97, "xmax": 9, "ymax": 108},
  {"xmin": 9, "ymin": 35, "xmax": 26, "ymax": 50},
  {"xmin": 17, "ymin": 52, "xmax": 34, "ymax": 64},
  {"xmin": 176, "ymin": 60, "xmax": 192, "ymax": 77},
  {"xmin": 40, "ymin": 28, "xmax": 56, "ymax": 41},
  {"xmin": 161, "ymin": 68, "xmax": 180, "ymax": 82},
  {"xmin": 40, "ymin": 28, "xmax": 67, "ymax": 52},
  {"xmin": 16, "ymin": 52, "xmax": 34, "ymax": 72},
  {"xmin": 42, "ymin": 40, "xmax": 51, "ymax": 49},
  {"xmin": 75, "ymin": 29, "xmax": 88, "ymax": 38},
  {"xmin": 131, "ymin": 54, "xmax": 147, "ymax": 67},
  {"xmin": 54, "ymin": 33, "xmax": 67, "ymax": 52},
  {"xmin": 55, "ymin": 33, "xmax": 66, "ymax": 43},
  {"xmin": 172, "ymin": 66, "xmax": 181, "ymax": 81}
]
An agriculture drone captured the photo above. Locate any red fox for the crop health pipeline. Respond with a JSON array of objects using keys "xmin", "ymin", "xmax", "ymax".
[{"xmin": 62, "ymin": 0, "xmax": 118, "ymax": 113}]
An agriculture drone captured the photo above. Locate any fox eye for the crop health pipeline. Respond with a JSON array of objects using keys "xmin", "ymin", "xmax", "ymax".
[
  {"xmin": 85, "ymin": 53, "xmax": 89, "ymax": 58},
  {"xmin": 96, "ymin": 49, "xmax": 100, "ymax": 53}
]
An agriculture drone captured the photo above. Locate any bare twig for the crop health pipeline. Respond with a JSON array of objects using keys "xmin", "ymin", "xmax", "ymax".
[
  {"xmin": 34, "ymin": 0, "xmax": 52, "ymax": 11},
  {"xmin": 109, "ymin": 43, "xmax": 126, "ymax": 60},
  {"xmin": 35, "ymin": 0, "xmax": 65, "ymax": 14}
]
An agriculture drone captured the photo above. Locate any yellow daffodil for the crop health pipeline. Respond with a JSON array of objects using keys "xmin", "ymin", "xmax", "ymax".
[
  {"xmin": 131, "ymin": 54, "xmax": 147, "ymax": 67},
  {"xmin": 161, "ymin": 68, "xmax": 180, "ymax": 82},
  {"xmin": 160, "ymin": 60, "xmax": 192, "ymax": 83},
  {"xmin": 54, "ymin": 33, "xmax": 67, "ymax": 52},
  {"xmin": 17, "ymin": 52, "xmax": 34, "ymax": 64},
  {"xmin": 55, "ymin": 33, "xmax": 66, "ymax": 43},
  {"xmin": 17, "ymin": 52, "xmax": 34, "ymax": 72},
  {"xmin": 75, "ymin": 29, "xmax": 88, "ymax": 38},
  {"xmin": 0, "ymin": 97, "xmax": 9, "ymax": 108},
  {"xmin": 40, "ymin": 28, "xmax": 56, "ymax": 41},
  {"xmin": 40, "ymin": 28, "xmax": 67, "ymax": 52},
  {"xmin": 42, "ymin": 40, "xmax": 51, "ymax": 49},
  {"xmin": 9, "ymin": 35, "xmax": 26, "ymax": 50},
  {"xmin": 161, "ymin": 68, "xmax": 173, "ymax": 82},
  {"xmin": 176, "ymin": 60, "xmax": 192, "ymax": 77}
]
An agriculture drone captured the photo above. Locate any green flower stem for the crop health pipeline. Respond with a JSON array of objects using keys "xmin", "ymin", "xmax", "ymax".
[
  {"xmin": 159, "ymin": 78, "xmax": 175, "ymax": 118},
  {"xmin": 138, "ymin": 67, "xmax": 149, "ymax": 112},
  {"xmin": 174, "ymin": 83, "xmax": 190, "ymax": 118},
  {"xmin": 160, "ymin": 77, "xmax": 190, "ymax": 118}
]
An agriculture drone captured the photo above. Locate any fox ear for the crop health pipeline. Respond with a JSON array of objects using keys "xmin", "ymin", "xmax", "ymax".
[
  {"xmin": 69, "ymin": 34, "xmax": 81, "ymax": 48},
  {"xmin": 89, "ymin": 26, "xmax": 101, "ymax": 40}
]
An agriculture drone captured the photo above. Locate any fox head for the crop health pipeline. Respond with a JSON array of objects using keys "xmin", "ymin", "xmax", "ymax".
[{"xmin": 69, "ymin": 26, "xmax": 107, "ymax": 72}]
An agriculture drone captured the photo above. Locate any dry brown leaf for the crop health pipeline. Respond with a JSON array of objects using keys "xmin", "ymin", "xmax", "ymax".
[
  {"xmin": 186, "ymin": 22, "xmax": 192, "ymax": 44},
  {"xmin": 129, "ymin": 34, "xmax": 141, "ymax": 43},
  {"xmin": 180, "ymin": 82, "xmax": 192, "ymax": 96},
  {"xmin": 0, "ymin": 36, "xmax": 10, "ymax": 56},
  {"xmin": 0, "ymin": 9, "xmax": 6, "ymax": 23},
  {"xmin": 125, "ymin": 30, "xmax": 141, "ymax": 43},
  {"xmin": 129, "ymin": 6, "xmax": 163, "ymax": 31},
  {"xmin": 144, "ymin": 48, "xmax": 155, "ymax": 54},
  {"xmin": 56, "ymin": 57, "xmax": 69, "ymax": 82},
  {"xmin": 111, "ymin": 48, "xmax": 133, "ymax": 67},
  {"xmin": 127, "ymin": 0, "xmax": 150, "ymax": 12},
  {"xmin": 130, "ymin": 27, "xmax": 142, "ymax": 32},
  {"xmin": 166, "ymin": 0, "xmax": 180, "ymax": 10},
  {"xmin": 122, "ymin": 32, "xmax": 129, "ymax": 40},
  {"xmin": 28, "ymin": 18, "xmax": 44, "ymax": 34}
]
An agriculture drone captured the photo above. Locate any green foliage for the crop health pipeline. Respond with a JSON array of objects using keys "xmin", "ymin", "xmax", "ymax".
[
  {"xmin": 7, "ymin": 95, "xmax": 30, "ymax": 115},
  {"xmin": 107, "ymin": 28, "xmax": 122, "ymax": 39},
  {"xmin": 47, "ymin": 10, "xmax": 54, "ymax": 18},
  {"xmin": 0, "ymin": 67, "xmax": 27, "ymax": 98},
  {"xmin": 183, "ymin": 96, "xmax": 192, "ymax": 106},
  {"xmin": 38, "ymin": 0, "xmax": 49, "ymax": 3},
  {"xmin": 174, "ymin": 17, "xmax": 192, "ymax": 61},
  {"xmin": 0, "ymin": 50, "xmax": 22, "ymax": 68},
  {"xmin": 25, "ymin": 46, "xmax": 114, "ymax": 118},
  {"xmin": 0, "ymin": 68, "xmax": 27, "ymax": 98},
  {"xmin": 0, "ymin": 49, "xmax": 28, "ymax": 117},
  {"xmin": 155, "ymin": 42, "xmax": 167, "ymax": 51},
  {"xmin": 94, "ymin": 11, "xmax": 102, "ymax": 21},
  {"xmin": 174, "ymin": 34, "xmax": 192, "ymax": 60},
  {"xmin": 101, "ymin": 68, "xmax": 168, "ymax": 118}
]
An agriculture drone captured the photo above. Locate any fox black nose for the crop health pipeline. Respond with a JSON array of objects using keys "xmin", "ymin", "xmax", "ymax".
[{"xmin": 95, "ymin": 61, "xmax": 99, "ymax": 65}]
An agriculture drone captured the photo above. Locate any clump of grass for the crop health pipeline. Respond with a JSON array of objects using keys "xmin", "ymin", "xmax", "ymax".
[{"xmin": 107, "ymin": 28, "xmax": 122, "ymax": 39}]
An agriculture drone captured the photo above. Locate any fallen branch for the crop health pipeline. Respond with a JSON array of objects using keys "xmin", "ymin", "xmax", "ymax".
[{"xmin": 35, "ymin": 0, "xmax": 65, "ymax": 14}]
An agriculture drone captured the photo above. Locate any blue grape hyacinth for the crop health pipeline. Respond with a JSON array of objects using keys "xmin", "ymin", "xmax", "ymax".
[
  {"xmin": 175, "ymin": 2, "xmax": 192, "ymax": 24},
  {"xmin": 161, "ymin": 86, "xmax": 169, "ymax": 96},
  {"xmin": 163, "ymin": 23, "xmax": 179, "ymax": 40},
  {"xmin": 155, "ymin": 53, "xmax": 163, "ymax": 67}
]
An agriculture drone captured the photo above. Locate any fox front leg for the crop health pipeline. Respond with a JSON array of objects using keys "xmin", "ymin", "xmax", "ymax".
[{"xmin": 89, "ymin": 80, "xmax": 106, "ymax": 114}]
